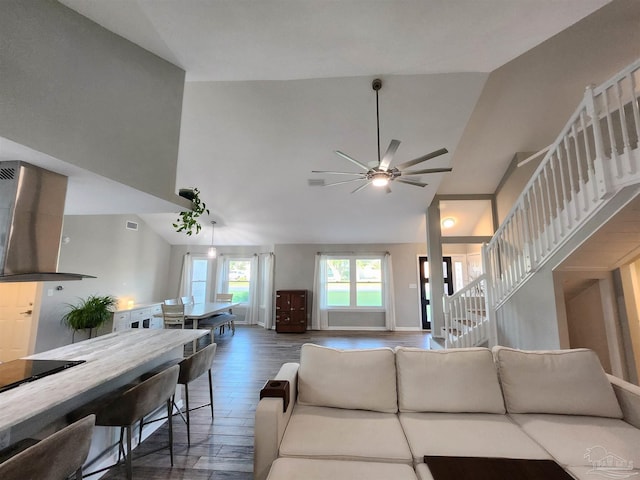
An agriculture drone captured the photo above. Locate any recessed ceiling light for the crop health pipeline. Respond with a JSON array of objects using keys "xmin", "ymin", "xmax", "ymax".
[{"xmin": 441, "ymin": 217, "xmax": 456, "ymax": 229}]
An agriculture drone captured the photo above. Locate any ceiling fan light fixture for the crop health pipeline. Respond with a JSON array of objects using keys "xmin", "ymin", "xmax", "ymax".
[
  {"xmin": 371, "ymin": 173, "xmax": 389, "ymax": 187},
  {"xmin": 312, "ymin": 78, "xmax": 450, "ymax": 193}
]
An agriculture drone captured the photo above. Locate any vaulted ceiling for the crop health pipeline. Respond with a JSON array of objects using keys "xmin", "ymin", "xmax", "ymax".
[{"xmin": 18, "ymin": 1, "xmax": 640, "ymax": 245}]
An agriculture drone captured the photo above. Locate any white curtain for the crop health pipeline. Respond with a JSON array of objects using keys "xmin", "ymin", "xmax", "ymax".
[
  {"xmin": 311, "ymin": 253, "xmax": 328, "ymax": 330},
  {"xmin": 215, "ymin": 254, "xmax": 228, "ymax": 296},
  {"xmin": 178, "ymin": 253, "xmax": 192, "ymax": 298},
  {"xmin": 246, "ymin": 255, "xmax": 260, "ymax": 325},
  {"xmin": 383, "ymin": 252, "xmax": 397, "ymax": 331},
  {"xmin": 260, "ymin": 253, "xmax": 275, "ymax": 329}
]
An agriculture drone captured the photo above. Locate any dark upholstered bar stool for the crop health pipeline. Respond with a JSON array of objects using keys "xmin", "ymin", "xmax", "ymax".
[
  {"xmin": 0, "ymin": 414, "xmax": 95, "ymax": 480},
  {"xmin": 176, "ymin": 342, "xmax": 217, "ymax": 445},
  {"xmin": 80, "ymin": 364, "xmax": 180, "ymax": 480}
]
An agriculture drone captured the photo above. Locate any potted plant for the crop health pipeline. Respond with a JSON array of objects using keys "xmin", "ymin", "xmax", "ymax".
[
  {"xmin": 173, "ymin": 187, "xmax": 210, "ymax": 235},
  {"xmin": 61, "ymin": 294, "xmax": 117, "ymax": 342}
]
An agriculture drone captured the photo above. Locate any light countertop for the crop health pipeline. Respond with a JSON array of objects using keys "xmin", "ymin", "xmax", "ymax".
[{"xmin": 0, "ymin": 328, "xmax": 209, "ymax": 447}]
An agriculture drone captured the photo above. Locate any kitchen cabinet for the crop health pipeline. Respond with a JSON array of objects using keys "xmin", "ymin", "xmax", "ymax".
[{"xmin": 275, "ymin": 290, "xmax": 307, "ymax": 333}]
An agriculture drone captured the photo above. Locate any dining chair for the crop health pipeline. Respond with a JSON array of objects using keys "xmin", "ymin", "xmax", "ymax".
[
  {"xmin": 164, "ymin": 298, "xmax": 180, "ymax": 305},
  {"xmin": 0, "ymin": 414, "xmax": 95, "ymax": 480},
  {"xmin": 77, "ymin": 365, "xmax": 180, "ymax": 480},
  {"xmin": 180, "ymin": 296, "xmax": 195, "ymax": 305},
  {"xmin": 176, "ymin": 342, "xmax": 217, "ymax": 445},
  {"xmin": 215, "ymin": 293, "xmax": 233, "ymax": 303},
  {"xmin": 161, "ymin": 303, "xmax": 185, "ymax": 329}
]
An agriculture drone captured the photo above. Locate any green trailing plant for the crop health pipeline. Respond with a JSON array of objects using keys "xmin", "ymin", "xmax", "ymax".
[
  {"xmin": 173, "ymin": 187, "xmax": 210, "ymax": 236},
  {"xmin": 61, "ymin": 294, "xmax": 117, "ymax": 342}
]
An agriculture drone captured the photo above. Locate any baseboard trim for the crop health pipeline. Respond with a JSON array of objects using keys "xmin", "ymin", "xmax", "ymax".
[{"xmin": 325, "ymin": 327, "xmax": 388, "ymax": 331}]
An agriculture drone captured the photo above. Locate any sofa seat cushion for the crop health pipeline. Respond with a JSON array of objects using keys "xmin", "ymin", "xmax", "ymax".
[
  {"xmin": 279, "ymin": 404, "xmax": 412, "ymax": 464},
  {"xmin": 566, "ymin": 465, "xmax": 640, "ymax": 480},
  {"xmin": 266, "ymin": 458, "xmax": 419, "ymax": 480},
  {"xmin": 399, "ymin": 412, "xmax": 551, "ymax": 463},
  {"xmin": 493, "ymin": 347, "xmax": 622, "ymax": 417},
  {"xmin": 396, "ymin": 347, "xmax": 505, "ymax": 413},
  {"xmin": 298, "ymin": 344, "xmax": 398, "ymax": 413},
  {"xmin": 510, "ymin": 413, "xmax": 640, "ymax": 468}
]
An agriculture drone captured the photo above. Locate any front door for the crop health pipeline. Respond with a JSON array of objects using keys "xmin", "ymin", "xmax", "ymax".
[
  {"xmin": 419, "ymin": 256, "xmax": 453, "ymax": 330},
  {"xmin": 0, "ymin": 282, "xmax": 39, "ymax": 361}
]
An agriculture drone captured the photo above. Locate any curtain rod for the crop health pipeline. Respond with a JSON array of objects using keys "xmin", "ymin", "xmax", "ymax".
[
  {"xmin": 317, "ymin": 251, "xmax": 390, "ymax": 255},
  {"xmin": 218, "ymin": 252, "xmax": 274, "ymax": 256}
]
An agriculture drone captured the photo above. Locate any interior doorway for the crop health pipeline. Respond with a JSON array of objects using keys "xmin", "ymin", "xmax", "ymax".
[
  {"xmin": 418, "ymin": 256, "xmax": 453, "ymax": 330},
  {"xmin": 0, "ymin": 282, "xmax": 40, "ymax": 362}
]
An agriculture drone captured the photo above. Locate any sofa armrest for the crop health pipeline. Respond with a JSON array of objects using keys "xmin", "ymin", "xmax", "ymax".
[
  {"xmin": 607, "ymin": 374, "xmax": 640, "ymax": 429},
  {"xmin": 254, "ymin": 362, "xmax": 299, "ymax": 480}
]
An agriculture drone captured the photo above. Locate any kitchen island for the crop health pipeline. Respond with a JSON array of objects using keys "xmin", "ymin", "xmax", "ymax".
[{"xmin": 0, "ymin": 328, "xmax": 209, "ymax": 450}]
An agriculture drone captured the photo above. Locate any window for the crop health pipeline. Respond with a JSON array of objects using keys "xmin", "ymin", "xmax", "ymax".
[
  {"xmin": 190, "ymin": 257, "xmax": 209, "ymax": 304},
  {"xmin": 324, "ymin": 256, "xmax": 384, "ymax": 309},
  {"xmin": 221, "ymin": 257, "xmax": 252, "ymax": 303}
]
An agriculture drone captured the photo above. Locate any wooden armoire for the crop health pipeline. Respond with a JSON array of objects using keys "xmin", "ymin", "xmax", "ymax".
[{"xmin": 275, "ymin": 290, "xmax": 307, "ymax": 333}]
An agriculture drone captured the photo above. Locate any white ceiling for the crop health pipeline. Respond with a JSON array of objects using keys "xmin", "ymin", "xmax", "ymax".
[
  {"xmin": 23, "ymin": 1, "xmax": 616, "ymax": 245},
  {"xmin": 59, "ymin": 0, "xmax": 609, "ymax": 82}
]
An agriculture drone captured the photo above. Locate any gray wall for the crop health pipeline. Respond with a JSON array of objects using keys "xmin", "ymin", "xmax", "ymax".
[
  {"xmin": 495, "ymin": 152, "xmax": 542, "ymax": 224},
  {"xmin": 566, "ymin": 281, "xmax": 612, "ymax": 372},
  {"xmin": 35, "ymin": 215, "xmax": 171, "ymax": 352},
  {"xmin": 0, "ymin": 0, "xmax": 185, "ymax": 203},
  {"xmin": 274, "ymin": 243, "xmax": 426, "ymax": 329}
]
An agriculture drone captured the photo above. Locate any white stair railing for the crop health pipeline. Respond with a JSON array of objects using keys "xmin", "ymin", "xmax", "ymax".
[
  {"xmin": 443, "ymin": 275, "xmax": 491, "ymax": 348},
  {"xmin": 485, "ymin": 57, "xmax": 640, "ymax": 308}
]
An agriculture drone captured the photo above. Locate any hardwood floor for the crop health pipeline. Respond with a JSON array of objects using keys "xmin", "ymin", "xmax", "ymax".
[{"xmin": 102, "ymin": 325, "xmax": 431, "ymax": 479}]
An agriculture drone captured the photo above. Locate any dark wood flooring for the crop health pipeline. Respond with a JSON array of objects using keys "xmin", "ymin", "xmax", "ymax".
[{"xmin": 102, "ymin": 325, "xmax": 431, "ymax": 479}]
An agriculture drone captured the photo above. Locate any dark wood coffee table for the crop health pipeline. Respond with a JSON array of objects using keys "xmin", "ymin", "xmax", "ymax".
[{"xmin": 423, "ymin": 456, "xmax": 575, "ymax": 480}]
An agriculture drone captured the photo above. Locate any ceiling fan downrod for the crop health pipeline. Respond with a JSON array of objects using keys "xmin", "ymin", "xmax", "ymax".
[{"xmin": 373, "ymin": 78, "xmax": 382, "ymax": 165}]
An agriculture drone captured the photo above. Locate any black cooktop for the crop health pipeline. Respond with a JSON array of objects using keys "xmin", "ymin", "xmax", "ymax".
[{"xmin": 0, "ymin": 359, "xmax": 86, "ymax": 394}]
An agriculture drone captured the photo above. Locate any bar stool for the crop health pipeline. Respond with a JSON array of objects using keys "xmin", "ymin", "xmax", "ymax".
[
  {"xmin": 176, "ymin": 342, "xmax": 217, "ymax": 445},
  {"xmin": 75, "ymin": 364, "xmax": 180, "ymax": 480},
  {"xmin": 0, "ymin": 414, "xmax": 95, "ymax": 480}
]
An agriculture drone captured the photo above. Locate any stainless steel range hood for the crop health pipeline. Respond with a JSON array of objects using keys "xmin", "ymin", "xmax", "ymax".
[{"xmin": 0, "ymin": 161, "xmax": 95, "ymax": 282}]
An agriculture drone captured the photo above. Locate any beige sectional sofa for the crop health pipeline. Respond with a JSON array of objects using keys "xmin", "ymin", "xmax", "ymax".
[{"xmin": 254, "ymin": 344, "xmax": 640, "ymax": 480}]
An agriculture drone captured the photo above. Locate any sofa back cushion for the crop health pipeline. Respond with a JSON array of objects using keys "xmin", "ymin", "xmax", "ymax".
[
  {"xmin": 493, "ymin": 347, "xmax": 622, "ymax": 417},
  {"xmin": 396, "ymin": 347, "xmax": 505, "ymax": 413},
  {"xmin": 297, "ymin": 344, "xmax": 398, "ymax": 413}
]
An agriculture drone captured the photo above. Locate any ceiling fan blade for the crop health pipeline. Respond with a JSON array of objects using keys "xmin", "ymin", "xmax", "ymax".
[
  {"xmin": 397, "ymin": 178, "xmax": 428, "ymax": 188},
  {"xmin": 324, "ymin": 178, "xmax": 366, "ymax": 187},
  {"xmin": 351, "ymin": 182, "xmax": 371, "ymax": 194},
  {"xmin": 378, "ymin": 139, "xmax": 401, "ymax": 171},
  {"xmin": 395, "ymin": 147, "xmax": 448, "ymax": 171},
  {"xmin": 402, "ymin": 167, "xmax": 453, "ymax": 175},
  {"xmin": 312, "ymin": 170, "xmax": 363, "ymax": 175},
  {"xmin": 335, "ymin": 150, "xmax": 370, "ymax": 171}
]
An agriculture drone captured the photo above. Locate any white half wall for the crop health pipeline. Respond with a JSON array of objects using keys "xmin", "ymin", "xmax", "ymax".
[{"xmin": 0, "ymin": 0, "xmax": 185, "ymax": 204}]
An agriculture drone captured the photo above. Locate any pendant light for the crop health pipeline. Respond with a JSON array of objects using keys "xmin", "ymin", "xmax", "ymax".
[{"xmin": 208, "ymin": 221, "xmax": 217, "ymax": 258}]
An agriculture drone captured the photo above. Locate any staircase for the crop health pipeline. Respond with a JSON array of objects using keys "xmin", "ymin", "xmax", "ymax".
[
  {"xmin": 443, "ymin": 57, "xmax": 640, "ymax": 348},
  {"xmin": 443, "ymin": 275, "xmax": 490, "ymax": 348}
]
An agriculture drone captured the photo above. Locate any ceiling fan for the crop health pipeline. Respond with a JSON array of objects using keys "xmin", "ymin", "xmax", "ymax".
[{"xmin": 312, "ymin": 78, "xmax": 452, "ymax": 194}]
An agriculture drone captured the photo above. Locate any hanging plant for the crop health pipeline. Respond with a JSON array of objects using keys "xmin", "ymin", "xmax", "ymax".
[{"xmin": 173, "ymin": 187, "xmax": 210, "ymax": 236}]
